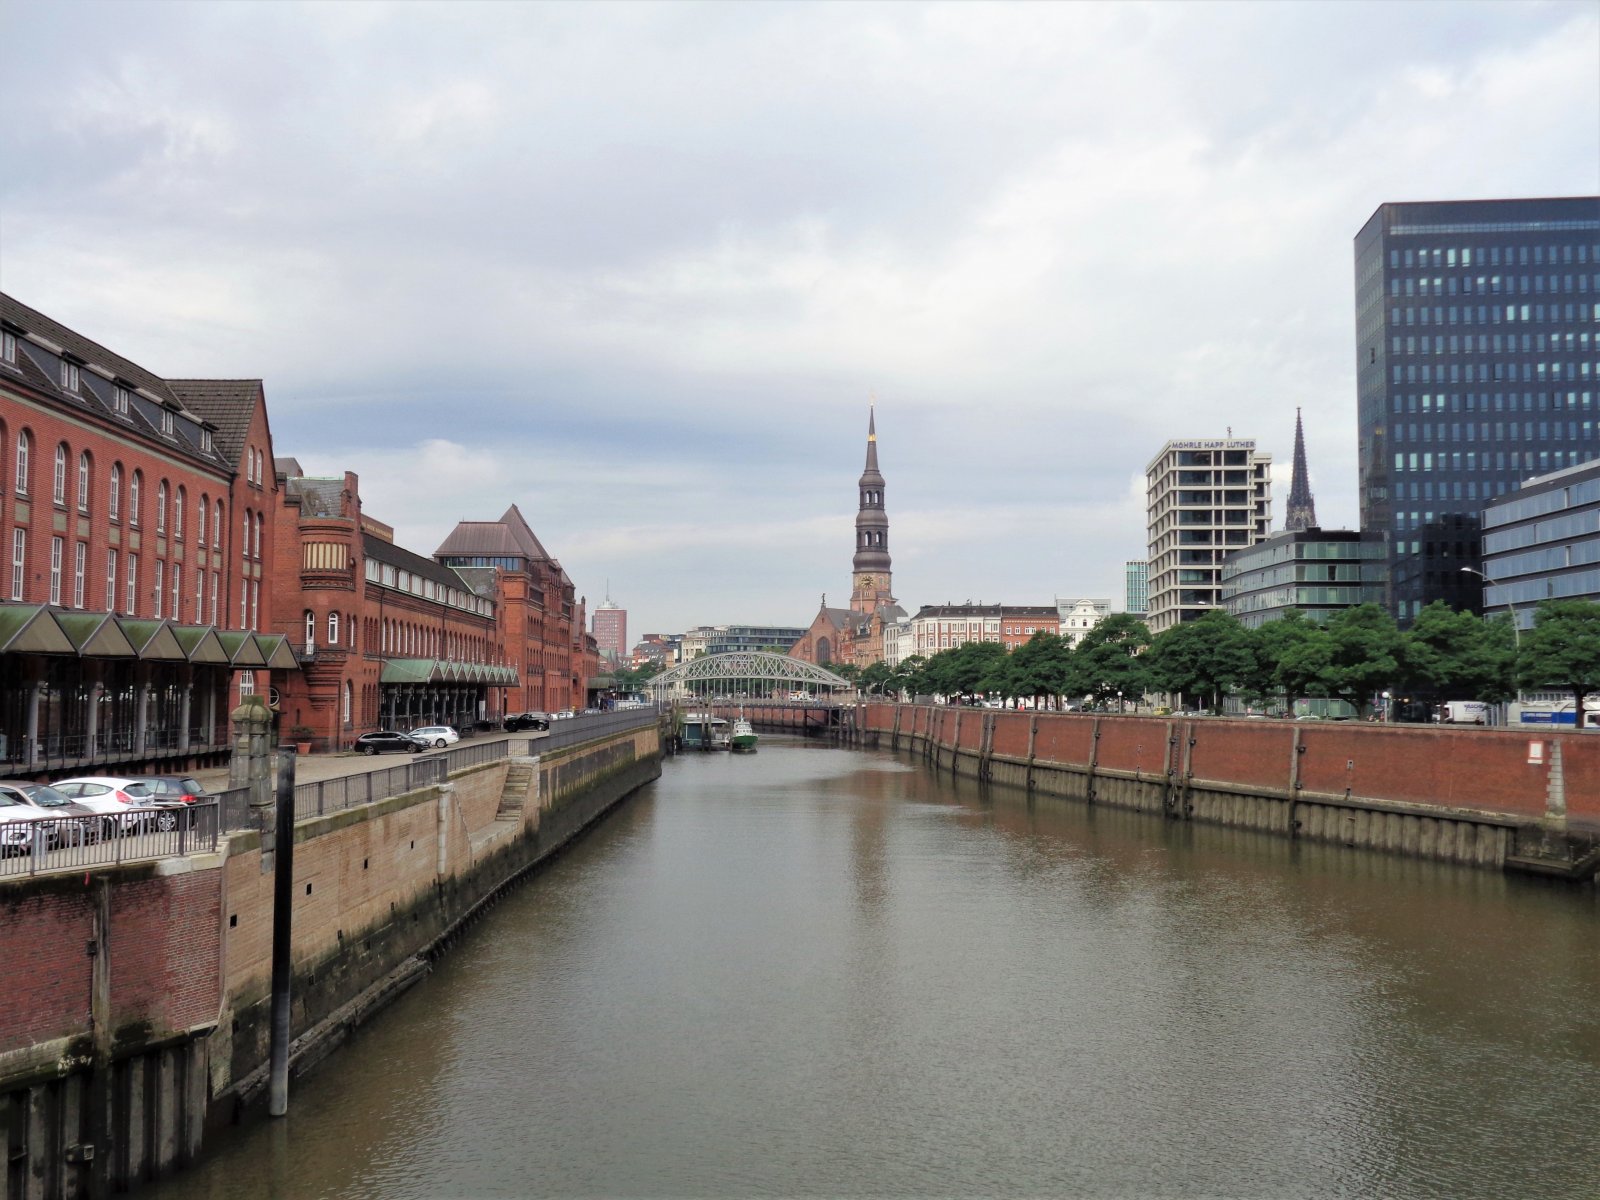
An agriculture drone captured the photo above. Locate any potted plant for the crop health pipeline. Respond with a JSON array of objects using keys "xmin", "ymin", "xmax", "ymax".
[{"xmin": 288, "ymin": 725, "xmax": 316, "ymax": 754}]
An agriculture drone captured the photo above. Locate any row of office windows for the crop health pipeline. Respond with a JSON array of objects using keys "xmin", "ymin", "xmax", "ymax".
[
  {"xmin": 1, "ymin": 426, "xmax": 256, "ymax": 552},
  {"xmin": 1388, "ymin": 243, "xmax": 1597, "ymax": 269},
  {"xmin": 1394, "ymin": 420, "xmax": 1597, "ymax": 444},
  {"xmin": 1390, "ymin": 273, "xmax": 1597, "ymax": 298},
  {"xmin": 1392, "ymin": 361, "xmax": 1592, "ymax": 385},
  {"xmin": 1385, "ymin": 301, "xmax": 1598, "ymax": 326},
  {"xmin": 6, "ymin": 527, "xmax": 261, "ymax": 628},
  {"xmin": 1390, "ymin": 471, "xmax": 1593, "ymax": 503},
  {"xmin": 1486, "ymin": 568, "xmax": 1600, "ymax": 607},
  {"xmin": 1483, "ymin": 538, "xmax": 1600, "ymax": 579},
  {"xmin": 362, "ymin": 556, "xmax": 491, "ymax": 615},
  {"xmin": 1388, "ymin": 390, "xmax": 1596, "ymax": 414},
  {"xmin": 1393, "ymin": 330, "xmax": 1592, "ymax": 354},
  {"xmin": 1484, "ymin": 477, "xmax": 1600, "ymax": 529},
  {"xmin": 1483, "ymin": 509, "xmax": 1600, "ymax": 555},
  {"xmin": 1392, "ymin": 449, "xmax": 1595, "ymax": 475}
]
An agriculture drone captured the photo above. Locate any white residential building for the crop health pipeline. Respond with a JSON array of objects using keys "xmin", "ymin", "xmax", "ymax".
[
  {"xmin": 1146, "ymin": 438, "xmax": 1272, "ymax": 634},
  {"xmin": 1055, "ymin": 598, "xmax": 1111, "ymax": 647}
]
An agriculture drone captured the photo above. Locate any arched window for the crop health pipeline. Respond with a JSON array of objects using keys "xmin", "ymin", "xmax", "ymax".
[
  {"xmin": 343, "ymin": 680, "xmax": 353, "ymax": 725},
  {"xmin": 174, "ymin": 486, "xmax": 185, "ymax": 540},
  {"xmin": 328, "ymin": 612, "xmax": 339, "ymax": 645},
  {"xmin": 155, "ymin": 481, "xmax": 167, "ymax": 534},
  {"xmin": 77, "ymin": 452, "xmax": 90, "ymax": 513},
  {"xmin": 198, "ymin": 496, "xmax": 208, "ymax": 546},
  {"xmin": 255, "ymin": 513, "xmax": 264, "ymax": 560},
  {"xmin": 53, "ymin": 443, "xmax": 67, "ymax": 504},
  {"xmin": 14, "ymin": 430, "xmax": 29, "ymax": 496},
  {"xmin": 242, "ymin": 509, "xmax": 251, "ymax": 558},
  {"xmin": 304, "ymin": 610, "xmax": 316, "ymax": 647},
  {"xmin": 109, "ymin": 464, "xmax": 122, "ymax": 520},
  {"xmin": 212, "ymin": 500, "xmax": 223, "ymax": 547},
  {"xmin": 129, "ymin": 471, "xmax": 142, "ymax": 526}
]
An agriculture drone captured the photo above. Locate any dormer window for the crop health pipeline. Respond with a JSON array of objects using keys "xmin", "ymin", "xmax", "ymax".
[
  {"xmin": 160, "ymin": 409, "xmax": 175, "ymax": 437},
  {"xmin": 113, "ymin": 386, "xmax": 130, "ymax": 415},
  {"xmin": 60, "ymin": 361, "xmax": 80, "ymax": 393},
  {"xmin": 1, "ymin": 332, "xmax": 15, "ymax": 363},
  {"xmin": 201, "ymin": 429, "xmax": 213, "ymax": 452}
]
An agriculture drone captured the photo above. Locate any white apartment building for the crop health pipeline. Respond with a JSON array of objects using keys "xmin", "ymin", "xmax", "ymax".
[
  {"xmin": 882, "ymin": 616, "xmax": 915, "ymax": 669},
  {"xmin": 1055, "ymin": 598, "xmax": 1111, "ymax": 647},
  {"xmin": 1146, "ymin": 439, "xmax": 1272, "ymax": 634}
]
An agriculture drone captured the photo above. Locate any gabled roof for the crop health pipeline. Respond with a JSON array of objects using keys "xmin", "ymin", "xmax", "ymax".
[
  {"xmin": 434, "ymin": 503, "xmax": 552, "ymax": 563},
  {"xmin": 1, "ymin": 293, "xmax": 180, "ymax": 405},
  {"xmin": 167, "ymin": 379, "xmax": 263, "ymax": 468}
]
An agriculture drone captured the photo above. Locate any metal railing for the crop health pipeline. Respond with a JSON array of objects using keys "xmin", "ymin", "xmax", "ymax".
[
  {"xmin": 0, "ymin": 802, "xmax": 219, "ymax": 879},
  {"xmin": 537, "ymin": 707, "xmax": 658, "ymax": 752},
  {"xmin": 439, "ymin": 739, "xmax": 510, "ymax": 773},
  {"xmin": 292, "ymin": 756, "xmax": 448, "ymax": 819}
]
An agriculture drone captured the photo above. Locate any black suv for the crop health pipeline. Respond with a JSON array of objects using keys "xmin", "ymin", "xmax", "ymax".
[
  {"xmin": 352, "ymin": 731, "xmax": 424, "ymax": 755},
  {"xmin": 502, "ymin": 712, "xmax": 550, "ymax": 732}
]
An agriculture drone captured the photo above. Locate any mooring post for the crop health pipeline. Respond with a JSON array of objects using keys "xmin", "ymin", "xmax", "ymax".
[{"xmin": 268, "ymin": 747, "xmax": 297, "ymax": 1117}]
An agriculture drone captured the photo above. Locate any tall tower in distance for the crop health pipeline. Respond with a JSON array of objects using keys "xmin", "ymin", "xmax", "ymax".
[
  {"xmin": 592, "ymin": 589, "xmax": 627, "ymax": 666},
  {"xmin": 1285, "ymin": 408, "xmax": 1318, "ymax": 532},
  {"xmin": 850, "ymin": 406, "xmax": 894, "ymax": 613}
]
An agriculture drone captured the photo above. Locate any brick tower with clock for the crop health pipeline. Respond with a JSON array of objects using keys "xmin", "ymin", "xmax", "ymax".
[{"xmin": 851, "ymin": 406, "xmax": 894, "ymax": 613}]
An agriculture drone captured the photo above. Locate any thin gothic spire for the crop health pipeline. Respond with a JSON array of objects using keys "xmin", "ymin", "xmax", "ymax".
[{"xmin": 1285, "ymin": 407, "xmax": 1318, "ymax": 532}]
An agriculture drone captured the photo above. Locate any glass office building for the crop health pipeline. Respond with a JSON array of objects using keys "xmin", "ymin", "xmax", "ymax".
[
  {"xmin": 1221, "ymin": 529, "xmax": 1388, "ymax": 628},
  {"xmin": 1354, "ymin": 195, "xmax": 1600, "ymax": 624},
  {"xmin": 1124, "ymin": 560, "xmax": 1148, "ymax": 615},
  {"xmin": 1480, "ymin": 458, "xmax": 1600, "ymax": 631}
]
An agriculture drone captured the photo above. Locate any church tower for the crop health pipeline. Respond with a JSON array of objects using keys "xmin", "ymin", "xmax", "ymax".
[
  {"xmin": 1285, "ymin": 407, "xmax": 1319, "ymax": 532},
  {"xmin": 851, "ymin": 406, "xmax": 894, "ymax": 612}
]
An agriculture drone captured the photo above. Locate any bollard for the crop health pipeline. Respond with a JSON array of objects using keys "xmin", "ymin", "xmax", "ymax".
[{"xmin": 268, "ymin": 746, "xmax": 297, "ymax": 1117}]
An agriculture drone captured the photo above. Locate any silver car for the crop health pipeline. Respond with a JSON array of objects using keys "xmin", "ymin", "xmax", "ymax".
[
  {"xmin": 409, "ymin": 725, "xmax": 460, "ymax": 748},
  {"xmin": 0, "ymin": 781, "xmax": 98, "ymax": 852}
]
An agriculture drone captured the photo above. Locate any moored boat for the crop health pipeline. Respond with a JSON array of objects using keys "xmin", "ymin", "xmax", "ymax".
[
  {"xmin": 682, "ymin": 712, "xmax": 732, "ymax": 750},
  {"xmin": 730, "ymin": 717, "xmax": 758, "ymax": 752}
]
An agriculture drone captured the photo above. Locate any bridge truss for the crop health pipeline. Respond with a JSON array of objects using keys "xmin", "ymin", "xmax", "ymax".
[{"xmin": 648, "ymin": 651, "xmax": 852, "ymax": 701}]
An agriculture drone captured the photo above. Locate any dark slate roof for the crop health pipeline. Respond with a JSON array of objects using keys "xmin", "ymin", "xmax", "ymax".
[
  {"xmin": 1, "ymin": 293, "xmax": 180, "ymax": 405},
  {"xmin": 286, "ymin": 476, "xmax": 346, "ymax": 518},
  {"xmin": 167, "ymin": 380, "xmax": 262, "ymax": 469},
  {"xmin": 434, "ymin": 503, "xmax": 553, "ymax": 563},
  {"xmin": 363, "ymin": 531, "xmax": 476, "ymax": 592},
  {"xmin": 1, "ymin": 293, "xmax": 234, "ymax": 474},
  {"xmin": 912, "ymin": 604, "xmax": 1058, "ymax": 619},
  {"xmin": 449, "ymin": 566, "xmax": 501, "ymax": 600}
]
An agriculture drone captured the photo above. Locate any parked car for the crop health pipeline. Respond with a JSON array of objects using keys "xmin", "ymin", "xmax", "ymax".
[
  {"xmin": 503, "ymin": 713, "xmax": 550, "ymax": 732},
  {"xmin": 409, "ymin": 725, "xmax": 460, "ymax": 748},
  {"xmin": 0, "ymin": 781, "xmax": 99, "ymax": 853},
  {"xmin": 352, "ymin": 730, "xmax": 424, "ymax": 755},
  {"xmin": 139, "ymin": 775, "xmax": 211, "ymax": 804},
  {"xmin": 49, "ymin": 776, "xmax": 182, "ymax": 834}
]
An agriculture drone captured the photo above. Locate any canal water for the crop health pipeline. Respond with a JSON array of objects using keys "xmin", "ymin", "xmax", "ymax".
[{"xmin": 159, "ymin": 738, "xmax": 1600, "ymax": 1199}]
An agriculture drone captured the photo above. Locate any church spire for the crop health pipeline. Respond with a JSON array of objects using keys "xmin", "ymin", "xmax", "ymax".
[
  {"xmin": 1285, "ymin": 407, "xmax": 1318, "ymax": 532},
  {"xmin": 851, "ymin": 403, "xmax": 892, "ymax": 612}
]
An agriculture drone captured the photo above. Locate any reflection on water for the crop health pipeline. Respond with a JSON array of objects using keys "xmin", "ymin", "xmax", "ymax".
[{"xmin": 158, "ymin": 738, "xmax": 1600, "ymax": 1199}]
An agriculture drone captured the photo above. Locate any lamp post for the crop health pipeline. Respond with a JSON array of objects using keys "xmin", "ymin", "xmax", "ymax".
[
  {"xmin": 1462, "ymin": 566, "xmax": 1523, "ymax": 724},
  {"xmin": 1460, "ymin": 567, "xmax": 1520, "ymax": 648}
]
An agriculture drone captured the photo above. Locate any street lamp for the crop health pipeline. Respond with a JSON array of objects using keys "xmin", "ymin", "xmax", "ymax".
[{"xmin": 1460, "ymin": 567, "xmax": 1519, "ymax": 648}]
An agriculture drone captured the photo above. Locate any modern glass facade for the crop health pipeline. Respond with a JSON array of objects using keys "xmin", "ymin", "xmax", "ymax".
[
  {"xmin": 1480, "ymin": 459, "xmax": 1600, "ymax": 631},
  {"xmin": 1220, "ymin": 529, "xmax": 1388, "ymax": 628},
  {"xmin": 1124, "ymin": 560, "xmax": 1148, "ymax": 614},
  {"xmin": 1354, "ymin": 196, "xmax": 1600, "ymax": 624}
]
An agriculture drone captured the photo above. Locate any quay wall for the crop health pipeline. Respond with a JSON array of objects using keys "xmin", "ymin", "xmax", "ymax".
[
  {"xmin": 0, "ymin": 723, "xmax": 662, "ymax": 1199},
  {"xmin": 864, "ymin": 704, "xmax": 1600, "ymax": 879}
]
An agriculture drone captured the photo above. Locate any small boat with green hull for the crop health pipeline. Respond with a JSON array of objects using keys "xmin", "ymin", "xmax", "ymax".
[{"xmin": 730, "ymin": 715, "xmax": 758, "ymax": 752}]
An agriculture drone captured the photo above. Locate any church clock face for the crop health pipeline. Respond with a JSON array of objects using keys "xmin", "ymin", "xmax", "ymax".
[{"xmin": 860, "ymin": 575, "xmax": 875, "ymax": 588}]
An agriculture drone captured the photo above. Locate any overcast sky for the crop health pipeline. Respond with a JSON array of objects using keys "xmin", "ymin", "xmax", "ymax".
[{"xmin": 3, "ymin": 1, "xmax": 1597, "ymax": 639}]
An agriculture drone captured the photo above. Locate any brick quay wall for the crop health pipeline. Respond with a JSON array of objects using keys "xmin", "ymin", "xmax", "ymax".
[
  {"xmin": 1, "ymin": 722, "xmax": 662, "ymax": 1199},
  {"xmin": 860, "ymin": 704, "xmax": 1600, "ymax": 882}
]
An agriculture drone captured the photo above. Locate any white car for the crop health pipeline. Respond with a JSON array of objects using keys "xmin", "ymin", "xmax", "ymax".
[
  {"xmin": 0, "ymin": 782, "xmax": 98, "ymax": 852},
  {"xmin": 409, "ymin": 725, "xmax": 460, "ymax": 748},
  {"xmin": 50, "ymin": 776, "xmax": 182, "ymax": 834}
]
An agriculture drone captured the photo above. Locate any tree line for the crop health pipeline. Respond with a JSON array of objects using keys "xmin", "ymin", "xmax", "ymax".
[{"xmin": 835, "ymin": 599, "xmax": 1600, "ymax": 724}]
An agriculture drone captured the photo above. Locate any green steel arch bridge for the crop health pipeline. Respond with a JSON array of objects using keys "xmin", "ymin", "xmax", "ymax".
[{"xmin": 647, "ymin": 651, "xmax": 852, "ymax": 704}]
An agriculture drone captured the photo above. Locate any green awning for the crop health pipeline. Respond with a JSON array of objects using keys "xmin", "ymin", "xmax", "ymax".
[
  {"xmin": 256, "ymin": 633, "xmax": 299, "ymax": 670},
  {"xmin": 171, "ymin": 625, "xmax": 230, "ymax": 664},
  {"xmin": 216, "ymin": 630, "xmax": 268, "ymax": 666},
  {"xmin": 381, "ymin": 658, "xmax": 437, "ymax": 684},
  {"xmin": 115, "ymin": 617, "xmax": 186, "ymax": 660},
  {"xmin": 0, "ymin": 605, "xmax": 75, "ymax": 655},
  {"xmin": 55, "ymin": 612, "xmax": 137, "ymax": 657}
]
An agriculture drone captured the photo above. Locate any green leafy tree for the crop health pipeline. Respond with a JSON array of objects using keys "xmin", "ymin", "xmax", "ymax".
[
  {"xmin": 1144, "ymin": 610, "xmax": 1255, "ymax": 713},
  {"xmin": 858, "ymin": 660, "xmax": 894, "ymax": 696},
  {"xmin": 1319, "ymin": 604, "xmax": 1402, "ymax": 717},
  {"xmin": 1517, "ymin": 599, "xmax": 1600, "ymax": 729},
  {"xmin": 1009, "ymin": 632, "xmax": 1075, "ymax": 709},
  {"xmin": 1252, "ymin": 611, "xmax": 1334, "ymax": 712},
  {"xmin": 1068, "ymin": 613, "xmax": 1152, "ymax": 710},
  {"xmin": 893, "ymin": 654, "xmax": 929, "ymax": 699},
  {"xmin": 1400, "ymin": 601, "xmax": 1516, "ymax": 703}
]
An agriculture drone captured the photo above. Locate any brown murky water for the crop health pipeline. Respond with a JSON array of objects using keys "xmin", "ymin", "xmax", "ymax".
[{"xmin": 156, "ymin": 737, "xmax": 1600, "ymax": 1199}]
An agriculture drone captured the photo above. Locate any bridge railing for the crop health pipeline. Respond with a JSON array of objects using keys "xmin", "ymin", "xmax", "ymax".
[{"xmin": 1, "ymin": 802, "xmax": 220, "ymax": 879}]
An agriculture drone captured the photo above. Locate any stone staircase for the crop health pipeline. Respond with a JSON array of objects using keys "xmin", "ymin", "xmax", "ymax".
[{"xmin": 497, "ymin": 756, "xmax": 536, "ymax": 820}]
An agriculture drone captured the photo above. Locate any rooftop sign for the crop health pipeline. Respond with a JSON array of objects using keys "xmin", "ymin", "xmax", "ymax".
[{"xmin": 1167, "ymin": 439, "xmax": 1256, "ymax": 451}]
